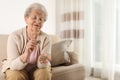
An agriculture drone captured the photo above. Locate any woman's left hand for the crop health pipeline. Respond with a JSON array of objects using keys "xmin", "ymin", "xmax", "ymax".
[{"xmin": 38, "ymin": 53, "xmax": 51, "ymax": 64}]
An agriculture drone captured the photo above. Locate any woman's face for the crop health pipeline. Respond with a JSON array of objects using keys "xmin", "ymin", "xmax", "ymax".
[{"xmin": 25, "ymin": 9, "xmax": 46, "ymax": 33}]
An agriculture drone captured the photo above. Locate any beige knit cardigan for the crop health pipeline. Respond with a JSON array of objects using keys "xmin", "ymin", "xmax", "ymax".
[{"xmin": 1, "ymin": 27, "xmax": 51, "ymax": 72}]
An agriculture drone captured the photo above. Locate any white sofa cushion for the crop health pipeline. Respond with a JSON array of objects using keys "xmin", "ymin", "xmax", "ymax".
[{"xmin": 0, "ymin": 67, "xmax": 5, "ymax": 80}]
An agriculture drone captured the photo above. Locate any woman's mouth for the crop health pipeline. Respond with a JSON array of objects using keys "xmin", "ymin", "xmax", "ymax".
[
  {"xmin": 33, "ymin": 25, "xmax": 40, "ymax": 30},
  {"xmin": 34, "ymin": 24, "xmax": 39, "ymax": 27}
]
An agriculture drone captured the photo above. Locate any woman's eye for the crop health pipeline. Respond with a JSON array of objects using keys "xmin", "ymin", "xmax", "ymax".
[
  {"xmin": 39, "ymin": 18, "xmax": 45, "ymax": 21},
  {"xmin": 39, "ymin": 18, "xmax": 42, "ymax": 21},
  {"xmin": 32, "ymin": 16, "xmax": 36, "ymax": 19}
]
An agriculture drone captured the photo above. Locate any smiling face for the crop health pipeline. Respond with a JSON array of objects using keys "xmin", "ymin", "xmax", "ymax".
[{"xmin": 25, "ymin": 9, "xmax": 46, "ymax": 34}]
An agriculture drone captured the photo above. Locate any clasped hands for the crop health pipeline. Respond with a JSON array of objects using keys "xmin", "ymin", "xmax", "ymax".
[{"xmin": 24, "ymin": 39, "xmax": 51, "ymax": 64}]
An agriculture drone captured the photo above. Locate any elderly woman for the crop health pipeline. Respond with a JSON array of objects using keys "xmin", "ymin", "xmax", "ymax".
[{"xmin": 2, "ymin": 3, "xmax": 52, "ymax": 80}]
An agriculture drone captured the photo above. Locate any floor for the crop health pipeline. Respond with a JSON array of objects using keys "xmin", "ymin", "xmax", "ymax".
[{"xmin": 85, "ymin": 77, "xmax": 101, "ymax": 80}]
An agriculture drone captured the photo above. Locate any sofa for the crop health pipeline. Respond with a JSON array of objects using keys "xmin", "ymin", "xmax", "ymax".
[{"xmin": 0, "ymin": 34, "xmax": 85, "ymax": 80}]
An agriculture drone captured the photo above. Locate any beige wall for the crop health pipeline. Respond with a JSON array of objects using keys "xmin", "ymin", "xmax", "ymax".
[{"xmin": 0, "ymin": 0, "xmax": 56, "ymax": 34}]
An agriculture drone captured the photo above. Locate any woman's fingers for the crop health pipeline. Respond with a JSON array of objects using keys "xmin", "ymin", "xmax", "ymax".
[
  {"xmin": 38, "ymin": 54, "xmax": 50, "ymax": 64},
  {"xmin": 25, "ymin": 39, "xmax": 37, "ymax": 53}
]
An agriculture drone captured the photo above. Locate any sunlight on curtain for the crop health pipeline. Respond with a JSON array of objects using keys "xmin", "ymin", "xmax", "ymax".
[
  {"xmin": 92, "ymin": 0, "xmax": 118, "ymax": 80},
  {"xmin": 56, "ymin": 0, "xmax": 84, "ymax": 63},
  {"xmin": 56, "ymin": 0, "xmax": 118, "ymax": 80},
  {"xmin": 56, "ymin": 0, "xmax": 93, "ymax": 77}
]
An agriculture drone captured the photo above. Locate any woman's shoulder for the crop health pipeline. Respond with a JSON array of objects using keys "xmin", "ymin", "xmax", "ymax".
[
  {"xmin": 9, "ymin": 27, "xmax": 25, "ymax": 39},
  {"xmin": 11, "ymin": 27, "xmax": 25, "ymax": 34},
  {"xmin": 39, "ymin": 31, "xmax": 50, "ymax": 40},
  {"xmin": 40, "ymin": 31, "xmax": 49, "ymax": 37}
]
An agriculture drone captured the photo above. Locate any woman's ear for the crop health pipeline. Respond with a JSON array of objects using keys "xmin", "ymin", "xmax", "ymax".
[{"xmin": 24, "ymin": 16, "xmax": 28, "ymax": 24}]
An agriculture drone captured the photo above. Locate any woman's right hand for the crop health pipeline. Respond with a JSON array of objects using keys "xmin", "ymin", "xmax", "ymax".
[{"xmin": 20, "ymin": 39, "xmax": 37, "ymax": 63}]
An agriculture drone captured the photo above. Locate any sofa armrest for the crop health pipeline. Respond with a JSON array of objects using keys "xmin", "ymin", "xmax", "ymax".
[{"xmin": 67, "ymin": 51, "xmax": 79, "ymax": 64}]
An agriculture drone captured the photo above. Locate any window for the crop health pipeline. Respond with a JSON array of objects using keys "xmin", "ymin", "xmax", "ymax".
[
  {"xmin": 93, "ymin": 0, "xmax": 120, "ymax": 70},
  {"xmin": 116, "ymin": 0, "xmax": 120, "ymax": 65}
]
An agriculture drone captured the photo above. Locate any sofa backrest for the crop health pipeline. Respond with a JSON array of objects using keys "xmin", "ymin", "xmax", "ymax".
[
  {"xmin": 0, "ymin": 34, "xmax": 60, "ymax": 66},
  {"xmin": 0, "ymin": 35, "xmax": 8, "ymax": 66}
]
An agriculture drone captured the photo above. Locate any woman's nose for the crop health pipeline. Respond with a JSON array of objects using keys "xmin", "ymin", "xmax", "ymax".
[{"xmin": 35, "ymin": 18, "xmax": 41, "ymax": 23}]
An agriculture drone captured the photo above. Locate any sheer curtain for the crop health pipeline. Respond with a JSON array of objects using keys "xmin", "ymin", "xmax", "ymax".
[
  {"xmin": 92, "ymin": 0, "xmax": 118, "ymax": 80},
  {"xmin": 56, "ymin": 0, "xmax": 118, "ymax": 80},
  {"xmin": 56, "ymin": 0, "xmax": 93, "ymax": 77},
  {"xmin": 56, "ymin": 0, "xmax": 84, "ymax": 63}
]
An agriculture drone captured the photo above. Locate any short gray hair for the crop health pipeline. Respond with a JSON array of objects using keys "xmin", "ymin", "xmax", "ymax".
[{"xmin": 24, "ymin": 3, "xmax": 48, "ymax": 20}]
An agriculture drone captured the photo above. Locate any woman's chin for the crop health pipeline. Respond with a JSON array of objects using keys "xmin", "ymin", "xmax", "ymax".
[{"xmin": 31, "ymin": 27, "xmax": 40, "ymax": 33}]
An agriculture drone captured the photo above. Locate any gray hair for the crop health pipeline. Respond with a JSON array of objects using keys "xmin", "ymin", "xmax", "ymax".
[{"xmin": 24, "ymin": 3, "xmax": 48, "ymax": 20}]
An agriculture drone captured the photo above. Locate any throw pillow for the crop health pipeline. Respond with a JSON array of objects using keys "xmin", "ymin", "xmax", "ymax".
[
  {"xmin": 67, "ymin": 51, "xmax": 79, "ymax": 64},
  {"xmin": 51, "ymin": 40, "xmax": 72, "ymax": 66}
]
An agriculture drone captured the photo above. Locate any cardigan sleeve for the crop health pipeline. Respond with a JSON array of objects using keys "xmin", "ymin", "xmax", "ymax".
[
  {"xmin": 7, "ymin": 33, "xmax": 27, "ymax": 70},
  {"xmin": 41, "ymin": 36, "xmax": 51, "ymax": 55},
  {"xmin": 37, "ymin": 35, "xmax": 51, "ymax": 68}
]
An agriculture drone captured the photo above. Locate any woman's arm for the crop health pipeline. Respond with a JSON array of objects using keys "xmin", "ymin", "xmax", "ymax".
[
  {"xmin": 37, "ymin": 35, "xmax": 51, "ymax": 68},
  {"xmin": 7, "ymin": 34, "xmax": 27, "ymax": 70}
]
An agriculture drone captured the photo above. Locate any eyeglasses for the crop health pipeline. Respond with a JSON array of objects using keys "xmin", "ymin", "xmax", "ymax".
[{"xmin": 29, "ymin": 15, "xmax": 46, "ymax": 22}]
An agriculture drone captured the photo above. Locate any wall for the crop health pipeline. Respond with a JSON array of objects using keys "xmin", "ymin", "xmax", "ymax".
[{"xmin": 0, "ymin": 0, "xmax": 56, "ymax": 34}]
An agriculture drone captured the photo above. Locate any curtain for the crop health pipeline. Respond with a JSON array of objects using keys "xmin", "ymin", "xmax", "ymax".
[
  {"xmin": 56, "ymin": 0, "xmax": 118, "ymax": 80},
  {"xmin": 56, "ymin": 0, "xmax": 84, "ymax": 63},
  {"xmin": 92, "ymin": 0, "xmax": 118, "ymax": 80}
]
